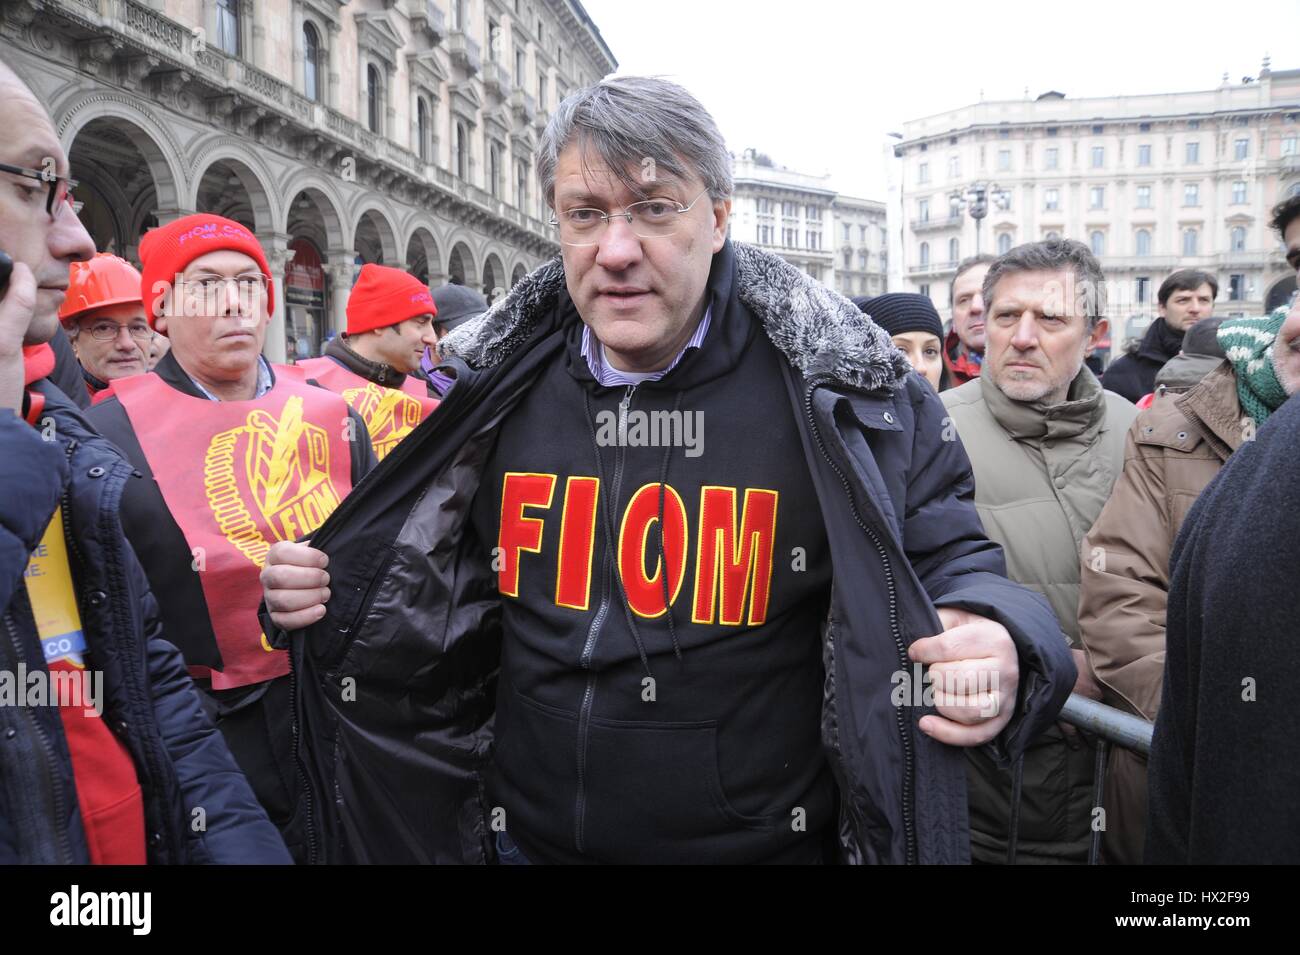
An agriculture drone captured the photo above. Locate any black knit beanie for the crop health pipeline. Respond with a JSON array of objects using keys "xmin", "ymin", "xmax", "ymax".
[{"xmin": 855, "ymin": 293, "xmax": 944, "ymax": 341}]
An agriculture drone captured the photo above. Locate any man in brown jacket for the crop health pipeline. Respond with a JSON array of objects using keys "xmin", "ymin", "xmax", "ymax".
[{"xmin": 1078, "ymin": 192, "xmax": 1300, "ymax": 864}]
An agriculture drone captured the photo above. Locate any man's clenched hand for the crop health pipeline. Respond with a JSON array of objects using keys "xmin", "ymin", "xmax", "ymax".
[
  {"xmin": 261, "ymin": 540, "xmax": 331, "ymax": 631},
  {"xmin": 907, "ymin": 607, "xmax": 1020, "ymax": 747}
]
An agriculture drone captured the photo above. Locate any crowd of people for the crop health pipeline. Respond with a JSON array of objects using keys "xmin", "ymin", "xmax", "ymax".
[{"xmin": 2, "ymin": 54, "xmax": 1298, "ymax": 865}]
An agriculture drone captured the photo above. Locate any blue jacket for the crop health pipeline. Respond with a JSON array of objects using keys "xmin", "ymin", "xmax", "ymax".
[
  {"xmin": 0, "ymin": 381, "xmax": 290, "ymax": 864},
  {"xmin": 277, "ymin": 242, "xmax": 1075, "ymax": 864}
]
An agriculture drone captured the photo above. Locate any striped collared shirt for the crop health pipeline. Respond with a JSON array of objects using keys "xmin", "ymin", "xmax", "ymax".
[
  {"xmin": 579, "ymin": 306, "xmax": 711, "ymax": 387},
  {"xmin": 187, "ymin": 355, "xmax": 274, "ymax": 402}
]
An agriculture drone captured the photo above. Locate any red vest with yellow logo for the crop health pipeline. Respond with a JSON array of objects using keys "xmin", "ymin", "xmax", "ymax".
[
  {"xmin": 296, "ymin": 356, "xmax": 439, "ymax": 461},
  {"xmin": 112, "ymin": 365, "xmax": 354, "ymax": 689}
]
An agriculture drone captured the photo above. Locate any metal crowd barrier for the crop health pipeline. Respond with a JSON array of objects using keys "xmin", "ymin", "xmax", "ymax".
[{"xmin": 1005, "ymin": 694, "xmax": 1155, "ymax": 865}]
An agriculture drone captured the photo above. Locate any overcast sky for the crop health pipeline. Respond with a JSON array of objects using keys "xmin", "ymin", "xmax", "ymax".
[{"xmin": 580, "ymin": 0, "xmax": 1298, "ymax": 199}]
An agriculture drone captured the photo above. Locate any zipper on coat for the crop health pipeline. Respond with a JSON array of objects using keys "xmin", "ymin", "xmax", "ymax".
[
  {"xmin": 59, "ymin": 441, "xmax": 87, "ymax": 574},
  {"xmin": 4, "ymin": 609, "xmax": 76, "ymax": 864},
  {"xmin": 802, "ymin": 379, "xmax": 918, "ymax": 863},
  {"xmin": 288, "ymin": 646, "xmax": 319, "ymax": 864},
  {"xmin": 574, "ymin": 383, "xmax": 635, "ymax": 854}
]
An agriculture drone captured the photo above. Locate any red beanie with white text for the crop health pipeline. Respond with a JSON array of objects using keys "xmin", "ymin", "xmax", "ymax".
[
  {"xmin": 346, "ymin": 264, "xmax": 436, "ymax": 336},
  {"xmin": 138, "ymin": 214, "xmax": 274, "ymax": 330}
]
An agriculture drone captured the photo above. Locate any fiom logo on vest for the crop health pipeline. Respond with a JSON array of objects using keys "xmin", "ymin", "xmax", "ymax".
[{"xmin": 205, "ymin": 395, "xmax": 342, "ymax": 565}]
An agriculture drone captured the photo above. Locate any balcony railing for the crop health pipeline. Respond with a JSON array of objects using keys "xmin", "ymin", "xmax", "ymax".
[
  {"xmin": 407, "ymin": 0, "xmax": 446, "ymax": 44},
  {"xmin": 1215, "ymin": 249, "xmax": 1274, "ymax": 267},
  {"xmin": 908, "ymin": 260, "xmax": 958, "ymax": 275},
  {"xmin": 910, "ymin": 215, "xmax": 963, "ymax": 232},
  {"xmin": 448, "ymin": 32, "xmax": 482, "ymax": 76},
  {"xmin": 1102, "ymin": 255, "xmax": 1180, "ymax": 271},
  {"xmin": 239, "ymin": 61, "xmax": 290, "ymax": 106},
  {"xmin": 481, "ymin": 61, "xmax": 511, "ymax": 98},
  {"xmin": 509, "ymin": 88, "xmax": 537, "ymax": 124}
]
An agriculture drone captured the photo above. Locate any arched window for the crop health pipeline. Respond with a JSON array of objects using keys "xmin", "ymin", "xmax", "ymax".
[
  {"xmin": 948, "ymin": 237, "xmax": 959, "ymax": 264},
  {"xmin": 1231, "ymin": 225, "xmax": 1246, "ymax": 252},
  {"xmin": 417, "ymin": 98, "xmax": 429, "ymax": 162},
  {"xmin": 1136, "ymin": 229, "xmax": 1151, "ymax": 256},
  {"xmin": 489, "ymin": 142, "xmax": 502, "ymax": 198},
  {"xmin": 1183, "ymin": 228, "xmax": 1199, "ymax": 256},
  {"xmin": 367, "ymin": 65, "xmax": 382, "ymax": 133},
  {"xmin": 1090, "ymin": 230, "xmax": 1105, "ymax": 257},
  {"xmin": 303, "ymin": 23, "xmax": 321, "ymax": 102},
  {"xmin": 919, "ymin": 241, "xmax": 930, "ymax": 267},
  {"xmin": 455, "ymin": 122, "xmax": 468, "ymax": 180},
  {"xmin": 997, "ymin": 232, "xmax": 1012, "ymax": 255}
]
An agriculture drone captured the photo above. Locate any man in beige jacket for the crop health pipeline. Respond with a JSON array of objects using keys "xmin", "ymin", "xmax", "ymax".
[
  {"xmin": 943, "ymin": 238, "xmax": 1138, "ymax": 864},
  {"xmin": 1079, "ymin": 191, "xmax": 1300, "ymax": 864}
]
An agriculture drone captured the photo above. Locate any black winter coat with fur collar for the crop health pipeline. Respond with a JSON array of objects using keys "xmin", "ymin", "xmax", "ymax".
[{"xmin": 269, "ymin": 241, "xmax": 1074, "ymax": 864}]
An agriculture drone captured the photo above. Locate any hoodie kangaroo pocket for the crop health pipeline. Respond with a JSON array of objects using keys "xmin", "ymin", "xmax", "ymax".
[{"xmin": 581, "ymin": 714, "xmax": 777, "ymax": 863}]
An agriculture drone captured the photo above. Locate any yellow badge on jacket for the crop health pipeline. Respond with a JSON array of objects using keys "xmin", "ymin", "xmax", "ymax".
[{"xmin": 24, "ymin": 508, "xmax": 88, "ymax": 668}]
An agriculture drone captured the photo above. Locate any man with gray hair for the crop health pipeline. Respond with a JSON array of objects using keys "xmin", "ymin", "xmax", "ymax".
[
  {"xmin": 942, "ymin": 238, "xmax": 1138, "ymax": 863},
  {"xmin": 262, "ymin": 77, "xmax": 1073, "ymax": 864}
]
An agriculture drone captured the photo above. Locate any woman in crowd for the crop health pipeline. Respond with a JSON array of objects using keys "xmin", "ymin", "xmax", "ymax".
[{"xmin": 854, "ymin": 293, "xmax": 950, "ymax": 392}]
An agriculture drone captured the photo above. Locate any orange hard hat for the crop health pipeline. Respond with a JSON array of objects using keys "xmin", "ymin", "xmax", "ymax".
[{"xmin": 60, "ymin": 252, "xmax": 144, "ymax": 322}]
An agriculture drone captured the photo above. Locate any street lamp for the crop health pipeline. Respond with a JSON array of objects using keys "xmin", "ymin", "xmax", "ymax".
[{"xmin": 949, "ymin": 181, "xmax": 1010, "ymax": 256}]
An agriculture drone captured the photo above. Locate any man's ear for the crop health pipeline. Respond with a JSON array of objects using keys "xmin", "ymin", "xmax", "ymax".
[
  {"xmin": 711, "ymin": 197, "xmax": 732, "ymax": 253},
  {"xmin": 1088, "ymin": 318, "xmax": 1110, "ymax": 356},
  {"xmin": 154, "ymin": 314, "xmax": 168, "ymax": 336}
]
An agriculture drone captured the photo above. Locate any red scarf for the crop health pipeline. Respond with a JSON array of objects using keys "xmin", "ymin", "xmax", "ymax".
[{"xmin": 22, "ymin": 343, "xmax": 54, "ymax": 425}]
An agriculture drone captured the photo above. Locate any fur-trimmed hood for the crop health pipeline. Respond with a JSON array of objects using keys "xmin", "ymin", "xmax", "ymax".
[{"xmin": 438, "ymin": 242, "xmax": 911, "ymax": 393}]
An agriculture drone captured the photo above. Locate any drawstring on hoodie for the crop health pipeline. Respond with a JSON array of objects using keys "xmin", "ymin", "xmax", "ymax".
[
  {"xmin": 582, "ymin": 387, "xmax": 687, "ymax": 678},
  {"xmin": 584, "ymin": 389, "xmax": 654, "ymax": 679},
  {"xmin": 656, "ymin": 391, "xmax": 684, "ymax": 662}
]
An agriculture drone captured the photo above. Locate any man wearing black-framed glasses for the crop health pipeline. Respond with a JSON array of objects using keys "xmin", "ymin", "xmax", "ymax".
[
  {"xmin": 0, "ymin": 55, "xmax": 291, "ymax": 865},
  {"xmin": 0, "ymin": 161, "xmax": 78, "ymax": 220},
  {"xmin": 0, "ymin": 66, "xmax": 94, "ymax": 411}
]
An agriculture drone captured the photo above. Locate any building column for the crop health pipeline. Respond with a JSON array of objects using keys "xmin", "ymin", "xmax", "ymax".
[
  {"xmin": 325, "ymin": 20, "xmax": 341, "ymax": 108},
  {"xmin": 258, "ymin": 231, "xmax": 291, "ymax": 364},
  {"xmin": 326, "ymin": 251, "xmax": 356, "ymax": 336},
  {"xmin": 243, "ymin": 0, "xmax": 263, "ymax": 69}
]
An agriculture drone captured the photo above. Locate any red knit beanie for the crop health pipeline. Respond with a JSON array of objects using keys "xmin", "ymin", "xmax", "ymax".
[
  {"xmin": 346, "ymin": 264, "xmax": 436, "ymax": 335},
  {"xmin": 138, "ymin": 214, "xmax": 274, "ymax": 330}
]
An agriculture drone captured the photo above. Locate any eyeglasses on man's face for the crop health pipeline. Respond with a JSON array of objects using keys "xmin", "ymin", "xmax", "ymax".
[
  {"xmin": 550, "ymin": 189, "xmax": 711, "ymax": 246},
  {"xmin": 0, "ymin": 161, "xmax": 79, "ymax": 219},
  {"xmin": 84, "ymin": 319, "xmax": 153, "ymax": 343},
  {"xmin": 181, "ymin": 273, "xmax": 270, "ymax": 299}
]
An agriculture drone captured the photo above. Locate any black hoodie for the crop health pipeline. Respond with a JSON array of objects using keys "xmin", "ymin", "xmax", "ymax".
[{"xmin": 473, "ymin": 253, "xmax": 836, "ymax": 863}]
